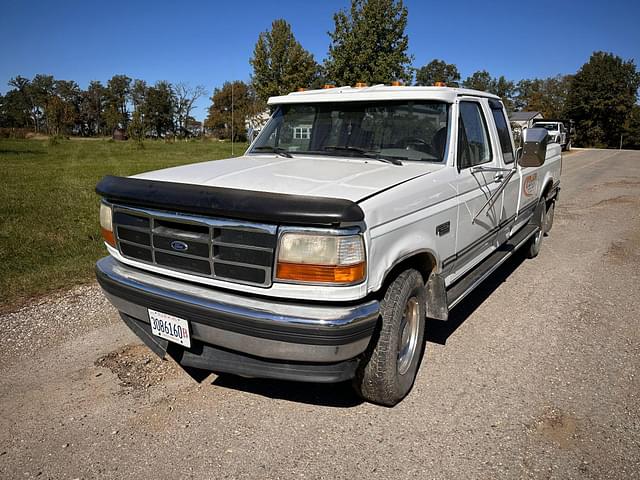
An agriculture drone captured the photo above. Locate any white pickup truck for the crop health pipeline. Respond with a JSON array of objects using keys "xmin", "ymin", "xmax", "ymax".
[
  {"xmin": 96, "ymin": 85, "xmax": 561, "ymax": 406},
  {"xmin": 533, "ymin": 120, "xmax": 571, "ymax": 151}
]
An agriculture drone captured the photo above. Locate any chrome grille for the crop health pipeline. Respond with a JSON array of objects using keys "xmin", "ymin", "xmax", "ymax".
[{"xmin": 112, "ymin": 205, "xmax": 277, "ymax": 287}]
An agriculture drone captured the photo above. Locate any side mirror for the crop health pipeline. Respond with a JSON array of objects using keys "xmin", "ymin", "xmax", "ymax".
[{"xmin": 519, "ymin": 127, "xmax": 548, "ymax": 167}]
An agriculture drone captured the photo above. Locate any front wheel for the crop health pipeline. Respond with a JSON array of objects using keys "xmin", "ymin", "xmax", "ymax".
[{"xmin": 353, "ymin": 269, "xmax": 426, "ymax": 406}]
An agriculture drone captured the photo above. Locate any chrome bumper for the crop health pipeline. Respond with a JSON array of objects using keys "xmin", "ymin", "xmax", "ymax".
[{"xmin": 96, "ymin": 257, "xmax": 379, "ymax": 363}]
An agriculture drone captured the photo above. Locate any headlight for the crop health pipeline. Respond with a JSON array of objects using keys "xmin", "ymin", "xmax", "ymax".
[
  {"xmin": 275, "ymin": 232, "xmax": 366, "ymax": 284},
  {"xmin": 99, "ymin": 202, "xmax": 116, "ymax": 247}
]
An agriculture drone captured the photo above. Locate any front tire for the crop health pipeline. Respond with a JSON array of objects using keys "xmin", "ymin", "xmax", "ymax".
[{"xmin": 353, "ymin": 269, "xmax": 426, "ymax": 406}]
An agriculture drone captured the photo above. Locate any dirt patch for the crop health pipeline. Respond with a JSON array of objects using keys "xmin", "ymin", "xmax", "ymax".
[
  {"xmin": 532, "ymin": 407, "xmax": 578, "ymax": 450},
  {"xmin": 605, "ymin": 240, "xmax": 639, "ymax": 264},
  {"xmin": 590, "ymin": 195, "xmax": 639, "ymax": 208},
  {"xmin": 604, "ymin": 231, "xmax": 640, "ymax": 265},
  {"xmin": 554, "ymin": 206, "xmax": 581, "ymax": 220},
  {"xmin": 95, "ymin": 344, "xmax": 180, "ymax": 394},
  {"xmin": 558, "ymin": 195, "xmax": 640, "ymax": 217},
  {"xmin": 591, "ymin": 178, "xmax": 640, "ymax": 190},
  {"xmin": 24, "ymin": 133, "xmax": 50, "ymax": 140}
]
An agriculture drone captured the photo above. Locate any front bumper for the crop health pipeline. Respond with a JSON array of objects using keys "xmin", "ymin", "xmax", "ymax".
[{"xmin": 96, "ymin": 257, "xmax": 379, "ymax": 382}]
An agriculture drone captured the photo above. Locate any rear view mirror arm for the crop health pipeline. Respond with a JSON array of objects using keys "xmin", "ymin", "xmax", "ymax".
[{"xmin": 471, "ymin": 166, "xmax": 517, "ymax": 224}]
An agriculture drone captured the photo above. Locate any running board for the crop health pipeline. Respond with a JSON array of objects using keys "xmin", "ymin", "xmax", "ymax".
[{"xmin": 446, "ymin": 224, "xmax": 539, "ymax": 310}]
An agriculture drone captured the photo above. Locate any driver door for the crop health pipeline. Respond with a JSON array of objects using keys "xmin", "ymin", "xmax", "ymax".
[
  {"xmin": 452, "ymin": 99, "xmax": 501, "ymax": 278},
  {"xmin": 487, "ymin": 99, "xmax": 522, "ymax": 243}
]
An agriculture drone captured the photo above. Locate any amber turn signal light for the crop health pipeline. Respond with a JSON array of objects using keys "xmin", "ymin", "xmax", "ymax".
[
  {"xmin": 99, "ymin": 203, "xmax": 116, "ymax": 247},
  {"xmin": 276, "ymin": 262, "xmax": 366, "ymax": 284},
  {"xmin": 101, "ymin": 227, "xmax": 116, "ymax": 247}
]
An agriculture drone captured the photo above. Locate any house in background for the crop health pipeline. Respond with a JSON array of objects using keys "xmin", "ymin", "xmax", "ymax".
[
  {"xmin": 246, "ymin": 110, "xmax": 272, "ymax": 143},
  {"xmin": 293, "ymin": 124, "xmax": 312, "ymax": 140},
  {"xmin": 510, "ymin": 111, "xmax": 543, "ymax": 130},
  {"xmin": 185, "ymin": 118, "xmax": 203, "ymax": 137}
]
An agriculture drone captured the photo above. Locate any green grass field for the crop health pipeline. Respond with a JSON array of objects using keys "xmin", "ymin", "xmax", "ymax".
[{"xmin": 0, "ymin": 138, "xmax": 246, "ymax": 309}]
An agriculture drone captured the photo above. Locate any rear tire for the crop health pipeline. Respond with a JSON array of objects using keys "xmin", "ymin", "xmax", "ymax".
[
  {"xmin": 353, "ymin": 269, "xmax": 426, "ymax": 406},
  {"xmin": 543, "ymin": 200, "xmax": 555, "ymax": 235},
  {"xmin": 526, "ymin": 203, "xmax": 546, "ymax": 258}
]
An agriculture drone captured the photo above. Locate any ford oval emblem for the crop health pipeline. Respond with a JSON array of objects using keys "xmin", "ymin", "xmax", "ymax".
[{"xmin": 170, "ymin": 240, "xmax": 189, "ymax": 252}]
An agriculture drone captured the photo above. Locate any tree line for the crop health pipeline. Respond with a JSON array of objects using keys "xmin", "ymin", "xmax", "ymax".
[
  {"xmin": 2, "ymin": 0, "xmax": 639, "ymax": 148},
  {"xmin": 231, "ymin": 0, "xmax": 640, "ymax": 149},
  {"xmin": 0, "ymin": 74, "xmax": 206, "ymax": 140}
]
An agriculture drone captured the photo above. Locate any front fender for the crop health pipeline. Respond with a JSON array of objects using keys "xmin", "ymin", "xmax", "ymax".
[
  {"xmin": 359, "ymin": 167, "xmax": 458, "ymax": 296},
  {"xmin": 366, "ymin": 225, "xmax": 441, "ymax": 294}
]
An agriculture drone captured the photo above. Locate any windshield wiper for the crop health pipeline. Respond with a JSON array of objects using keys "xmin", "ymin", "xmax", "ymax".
[
  {"xmin": 252, "ymin": 146, "xmax": 293, "ymax": 158},
  {"xmin": 322, "ymin": 146, "xmax": 404, "ymax": 166}
]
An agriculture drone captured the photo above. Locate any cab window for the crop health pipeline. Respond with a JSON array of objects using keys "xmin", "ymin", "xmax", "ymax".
[
  {"xmin": 489, "ymin": 100, "xmax": 515, "ymax": 164},
  {"xmin": 458, "ymin": 101, "xmax": 492, "ymax": 169}
]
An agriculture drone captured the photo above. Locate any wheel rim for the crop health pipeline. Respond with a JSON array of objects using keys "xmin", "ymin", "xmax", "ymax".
[
  {"xmin": 533, "ymin": 229, "xmax": 542, "ymax": 246},
  {"xmin": 533, "ymin": 207, "xmax": 545, "ymax": 247},
  {"xmin": 545, "ymin": 204, "xmax": 554, "ymax": 232},
  {"xmin": 397, "ymin": 296, "xmax": 420, "ymax": 375}
]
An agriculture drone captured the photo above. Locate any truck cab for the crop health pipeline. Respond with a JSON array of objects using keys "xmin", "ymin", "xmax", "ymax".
[{"xmin": 96, "ymin": 85, "xmax": 561, "ymax": 406}]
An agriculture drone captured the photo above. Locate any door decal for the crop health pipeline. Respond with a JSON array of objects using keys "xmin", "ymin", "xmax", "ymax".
[{"xmin": 523, "ymin": 174, "xmax": 538, "ymax": 197}]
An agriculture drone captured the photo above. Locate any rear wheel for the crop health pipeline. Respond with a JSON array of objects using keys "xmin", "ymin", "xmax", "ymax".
[
  {"xmin": 544, "ymin": 200, "xmax": 555, "ymax": 235},
  {"xmin": 526, "ymin": 203, "xmax": 546, "ymax": 258},
  {"xmin": 353, "ymin": 269, "xmax": 426, "ymax": 406}
]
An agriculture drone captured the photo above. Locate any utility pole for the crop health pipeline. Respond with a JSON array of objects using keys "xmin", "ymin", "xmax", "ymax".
[{"xmin": 231, "ymin": 82, "xmax": 234, "ymax": 156}]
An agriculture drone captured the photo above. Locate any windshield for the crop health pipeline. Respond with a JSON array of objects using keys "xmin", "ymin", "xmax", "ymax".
[
  {"xmin": 534, "ymin": 123, "xmax": 559, "ymax": 131},
  {"xmin": 250, "ymin": 101, "xmax": 450, "ymax": 163}
]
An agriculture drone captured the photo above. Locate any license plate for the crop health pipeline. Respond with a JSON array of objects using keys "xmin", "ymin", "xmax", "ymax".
[{"xmin": 148, "ymin": 309, "xmax": 191, "ymax": 348}]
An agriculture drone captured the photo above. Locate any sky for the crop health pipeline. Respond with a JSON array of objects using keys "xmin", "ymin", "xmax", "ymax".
[{"xmin": 1, "ymin": 0, "xmax": 639, "ymax": 121}]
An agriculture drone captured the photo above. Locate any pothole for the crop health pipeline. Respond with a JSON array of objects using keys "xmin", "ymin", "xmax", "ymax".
[{"xmin": 95, "ymin": 344, "xmax": 180, "ymax": 394}]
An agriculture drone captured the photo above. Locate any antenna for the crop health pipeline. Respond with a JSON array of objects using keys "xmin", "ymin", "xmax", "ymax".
[{"xmin": 231, "ymin": 81, "xmax": 234, "ymax": 156}]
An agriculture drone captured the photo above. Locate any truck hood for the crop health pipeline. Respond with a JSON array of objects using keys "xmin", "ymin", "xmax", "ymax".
[{"xmin": 133, "ymin": 154, "xmax": 442, "ymax": 202}]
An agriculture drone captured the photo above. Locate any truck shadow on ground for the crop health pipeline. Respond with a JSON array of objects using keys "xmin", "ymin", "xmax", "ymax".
[
  {"xmin": 426, "ymin": 251, "xmax": 527, "ymax": 345},
  {"xmin": 211, "ymin": 374, "xmax": 363, "ymax": 408},
  {"xmin": 209, "ymin": 252, "xmax": 527, "ymax": 407}
]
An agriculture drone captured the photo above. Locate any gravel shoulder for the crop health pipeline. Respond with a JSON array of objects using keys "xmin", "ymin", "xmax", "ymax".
[
  {"xmin": 1, "ymin": 149, "xmax": 639, "ymax": 480},
  {"xmin": 0, "ymin": 285, "xmax": 113, "ymax": 370}
]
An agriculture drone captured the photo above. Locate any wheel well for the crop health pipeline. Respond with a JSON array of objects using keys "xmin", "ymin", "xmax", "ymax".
[{"xmin": 382, "ymin": 252, "xmax": 436, "ymax": 289}]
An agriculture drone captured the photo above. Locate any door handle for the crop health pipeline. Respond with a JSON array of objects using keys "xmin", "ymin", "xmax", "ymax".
[{"xmin": 493, "ymin": 173, "xmax": 504, "ymax": 183}]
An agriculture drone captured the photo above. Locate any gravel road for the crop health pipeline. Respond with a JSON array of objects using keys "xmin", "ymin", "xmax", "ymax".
[{"xmin": 1, "ymin": 148, "xmax": 639, "ymax": 479}]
